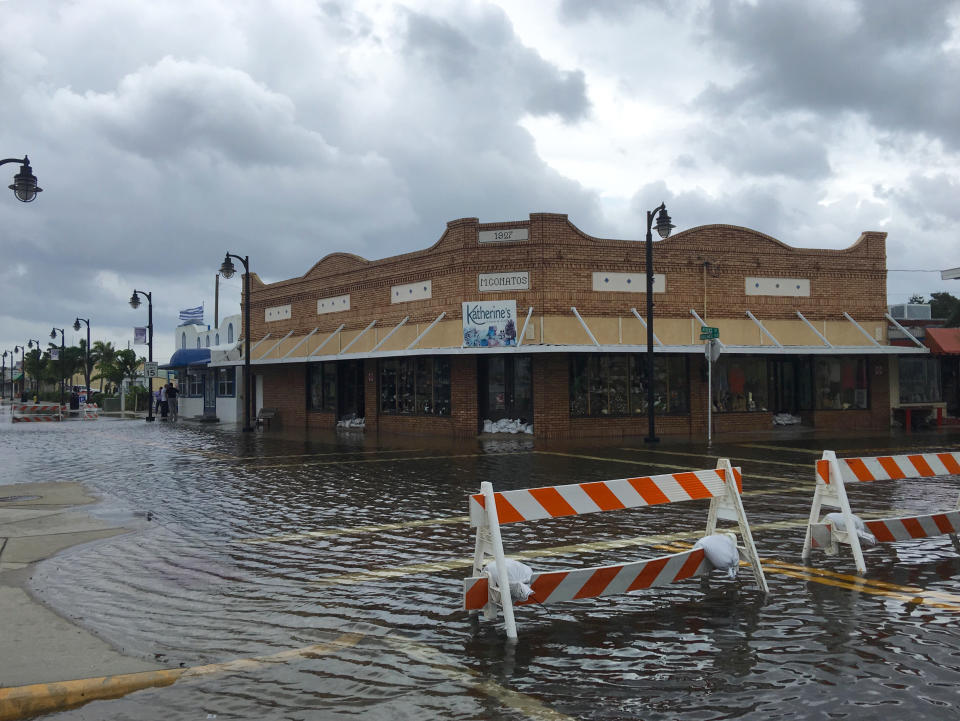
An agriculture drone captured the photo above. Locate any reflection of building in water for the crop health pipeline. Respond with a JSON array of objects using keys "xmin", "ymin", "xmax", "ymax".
[{"xmin": 200, "ymin": 213, "xmax": 929, "ymax": 438}]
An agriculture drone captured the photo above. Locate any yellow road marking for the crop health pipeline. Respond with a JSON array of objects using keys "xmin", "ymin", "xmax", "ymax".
[
  {"xmin": 620, "ymin": 447, "xmax": 808, "ymax": 469},
  {"xmin": 221, "ymin": 448, "xmax": 427, "ymax": 462},
  {"xmin": 239, "ymin": 515, "xmax": 471, "ymax": 544},
  {"xmin": 249, "ymin": 451, "xmax": 527, "ymax": 470},
  {"xmin": 740, "ymin": 444, "xmax": 824, "ymax": 455},
  {"xmin": 536, "ymin": 451, "xmax": 802, "ymax": 484},
  {"xmin": 386, "ymin": 635, "xmax": 576, "ymax": 721}
]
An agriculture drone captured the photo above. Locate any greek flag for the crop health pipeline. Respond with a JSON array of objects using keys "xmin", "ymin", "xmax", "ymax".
[{"xmin": 179, "ymin": 305, "xmax": 204, "ymax": 323}]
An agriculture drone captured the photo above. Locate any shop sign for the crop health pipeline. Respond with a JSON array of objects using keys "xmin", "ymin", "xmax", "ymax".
[
  {"xmin": 478, "ymin": 228, "xmax": 528, "ymax": 243},
  {"xmin": 478, "ymin": 271, "xmax": 529, "ymax": 292},
  {"xmin": 462, "ymin": 300, "xmax": 518, "ymax": 347}
]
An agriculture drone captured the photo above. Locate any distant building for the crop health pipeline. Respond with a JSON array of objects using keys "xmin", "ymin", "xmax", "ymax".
[{"xmin": 203, "ymin": 213, "xmax": 930, "ymax": 438}]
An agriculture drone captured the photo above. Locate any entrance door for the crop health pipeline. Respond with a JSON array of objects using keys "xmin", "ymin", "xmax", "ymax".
[
  {"xmin": 478, "ymin": 355, "xmax": 533, "ymax": 425},
  {"xmin": 338, "ymin": 360, "xmax": 365, "ymax": 421},
  {"xmin": 769, "ymin": 357, "xmax": 812, "ymax": 414},
  {"xmin": 203, "ymin": 371, "xmax": 217, "ymax": 417}
]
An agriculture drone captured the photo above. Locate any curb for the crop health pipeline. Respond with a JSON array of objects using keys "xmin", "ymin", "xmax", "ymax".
[{"xmin": 0, "ymin": 669, "xmax": 184, "ymax": 721}]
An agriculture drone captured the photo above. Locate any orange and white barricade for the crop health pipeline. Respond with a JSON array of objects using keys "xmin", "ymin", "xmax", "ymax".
[
  {"xmin": 463, "ymin": 459, "xmax": 768, "ymax": 639},
  {"xmin": 81, "ymin": 402, "xmax": 100, "ymax": 420},
  {"xmin": 11, "ymin": 403, "xmax": 63, "ymax": 422},
  {"xmin": 802, "ymin": 450, "xmax": 960, "ymax": 574}
]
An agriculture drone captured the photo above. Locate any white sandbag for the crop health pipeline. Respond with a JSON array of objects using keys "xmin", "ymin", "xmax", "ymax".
[
  {"xmin": 824, "ymin": 512, "xmax": 876, "ymax": 546},
  {"xmin": 694, "ymin": 532, "xmax": 740, "ymax": 579},
  {"xmin": 484, "ymin": 558, "xmax": 534, "ymax": 602}
]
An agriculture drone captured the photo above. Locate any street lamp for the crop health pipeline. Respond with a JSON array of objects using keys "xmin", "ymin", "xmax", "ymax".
[
  {"xmin": 0, "ymin": 156, "xmax": 42, "ymax": 202},
  {"xmin": 1, "ymin": 351, "xmax": 8, "ymax": 401},
  {"xmin": 50, "ymin": 327, "xmax": 65, "ymax": 407},
  {"xmin": 27, "ymin": 339, "xmax": 41, "ymax": 397},
  {"xmin": 73, "ymin": 317, "xmax": 91, "ymax": 398},
  {"xmin": 129, "ymin": 290, "xmax": 154, "ymax": 422},
  {"xmin": 643, "ymin": 202, "xmax": 675, "ymax": 444},
  {"xmin": 219, "ymin": 252, "xmax": 253, "ymax": 432},
  {"xmin": 13, "ymin": 345, "xmax": 25, "ymax": 401}
]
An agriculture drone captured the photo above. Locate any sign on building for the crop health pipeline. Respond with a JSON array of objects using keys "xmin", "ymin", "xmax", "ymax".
[
  {"xmin": 478, "ymin": 228, "xmax": 528, "ymax": 243},
  {"xmin": 462, "ymin": 300, "xmax": 518, "ymax": 347},
  {"xmin": 478, "ymin": 271, "xmax": 529, "ymax": 292}
]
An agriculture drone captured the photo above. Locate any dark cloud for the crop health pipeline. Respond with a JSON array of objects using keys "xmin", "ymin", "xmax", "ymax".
[
  {"xmin": 876, "ymin": 173, "xmax": 960, "ymax": 230},
  {"xmin": 697, "ymin": 0, "xmax": 960, "ymax": 148}
]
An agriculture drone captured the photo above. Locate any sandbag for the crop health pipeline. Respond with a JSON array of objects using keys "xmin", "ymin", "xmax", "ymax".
[
  {"xmin": 824, "ymin": 512, "xmax": 876, "ymax": 546},
  {"xmin": 484, "ymin": 558, "xmax": 534, "ymax": 602},
  {"xmin": 694, "ymin": 532, "xmax": 740, "ymax": 579}
]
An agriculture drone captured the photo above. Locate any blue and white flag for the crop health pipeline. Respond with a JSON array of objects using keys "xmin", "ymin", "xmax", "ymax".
[{"xmin": 179, "ymin": 305, "xmax": 204, "ymax": 323}]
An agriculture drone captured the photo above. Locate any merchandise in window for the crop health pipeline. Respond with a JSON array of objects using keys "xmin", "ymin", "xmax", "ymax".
[
  {"xmin": 569, "ymin": 354, "xmax": 688, "ymax": 417},
  {"xmin": 712, "ymin": 358, "xmax": 768, "ymax": 413},
  {"xmin": 216, "ymin": 367, "xmax": 235, "ymax": 397},
  {"xmin": 898, "ymin": 357, "xmax": 941, "ymax": 404},
  {"xmin": 379, "ymin": 357, "xmax": 450, "ymax": 416},
  {"xmin": 815, "ymin": 357, "xmax": 868, "ymax": 410},
  {"xmin": 307, "ymin": 362, "xmax": 337, "ymax": 412}
]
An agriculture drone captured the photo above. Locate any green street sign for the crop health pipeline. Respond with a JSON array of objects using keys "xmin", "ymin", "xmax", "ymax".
[{"xmin": 699, "ymin": 326, "xmax": 719, "ymax": 340}]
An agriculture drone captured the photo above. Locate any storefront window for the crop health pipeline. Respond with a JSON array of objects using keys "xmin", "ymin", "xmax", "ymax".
[
  {"xmin": 815, "ymin": 357, "xmax": 868, "ymax": 410},
  {"xmin": 380, "ymin": 357, "xmax": 450, "ymax": 416},
  {"xmin": 307, "ymin": 362, "xmax": 336, "ymax": 412},
  {"xmin": 713, "ymin": 357, "xmax": 768, "ymax": 413},
  {"xmin": 898, "ymin": 357, "xmax": 941, "ymax": 404},
  {"xmin": 216, "ymin": 367, "xmax": 235, "ymax": 397},
  {"xmin": 570, "ymin": 354, "xmax": 688, "ymax": 416},
  {"xmin": 187, "ymin": 372, "xmax": 203, "ymax": 397}
]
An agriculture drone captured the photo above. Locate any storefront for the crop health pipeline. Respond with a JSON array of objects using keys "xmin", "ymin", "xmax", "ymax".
[{"xmin": 208, "ymin": 213, "xmax": 927, "ymax": 438}]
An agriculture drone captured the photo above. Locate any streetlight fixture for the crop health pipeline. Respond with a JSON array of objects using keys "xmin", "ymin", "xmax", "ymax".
[
  {"xmin": 219, "ymin": 252, "xmax": 253, "ymax": 432},
  {"xmin": 0, "ymin": 156, "xmax": 42, "ymax": 202},
  {"xmin": 129, "ymin": 290, "xmax": 154, "ymax": 422},
  {"xmin": 13, "ymin": 345, "xmax": 25, "ymax": 401},
  {"xmin": 73, "ymin": 317, "xmax": 91, "ymax": 398},
  {"xmin": 50, "ymin": 327, "xmax": 65, "ymax": 407},
  {"xmin": 643, "ymin": 202, "xmax": 675, "ymax": 444},
  {"xmin": 27, "ymin": 339, "xmax": 41, "ymax": 398}
]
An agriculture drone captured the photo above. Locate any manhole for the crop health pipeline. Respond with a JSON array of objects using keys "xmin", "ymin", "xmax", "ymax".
[{"xmin": 0, "ymin": 495, "xmax": 41, "ymax": 503}]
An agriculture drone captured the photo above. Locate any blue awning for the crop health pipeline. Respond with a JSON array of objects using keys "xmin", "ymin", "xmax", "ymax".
[{"xmin": 161, "ymin": 348, "xmax": 211, "ymax": 370}]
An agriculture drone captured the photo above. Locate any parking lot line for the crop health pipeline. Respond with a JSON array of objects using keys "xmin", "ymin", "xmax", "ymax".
[
  {"xmin": 249, "ymin": 451, "xmax": 528, "ymax": 470},
  {"xmin": 620, "ymin": 447, "xmax": 809, "ymax": 469}
]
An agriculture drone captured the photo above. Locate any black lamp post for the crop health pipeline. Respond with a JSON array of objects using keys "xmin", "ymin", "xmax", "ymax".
[
  {"xmin": 129, "ymin": 290, "xmax": 154, "ymax": 422},
  {"xmin": 27, "ymin": 339, "xmax": 40, "ymax": 397},
  {"xmin": 50, "ymin": 327, "xmax": 65, "ymax": 407},
  {"xmin": 0, "ymin": 156, "xmax": 41, "ymax": 202},
  {"xmin": 73, "ymin": 317, "xmax": 91, "ymax": 397},
  {"xmin": 643, "ymin": 202, "xmax": 675, "ymax": 444},
  {"xmin": 219, "ymin": 252, "xmax": 253, "ymax": 432},
  {"xmin": 13, "ymin": 345, "xmax": 25, "ymax": 401},
  {"xmin": 1, "ymin": 351, "xmax": 8, "ymax": 401}
]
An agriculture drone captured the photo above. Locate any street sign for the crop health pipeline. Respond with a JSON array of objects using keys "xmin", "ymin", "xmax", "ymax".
[
  {"xmin": 699, "ymin": 326, "xmax": 719, "ymax": 340},
  {"xmin": 144, "ymin": 362, "xmax": 159, "ymax": 378}
]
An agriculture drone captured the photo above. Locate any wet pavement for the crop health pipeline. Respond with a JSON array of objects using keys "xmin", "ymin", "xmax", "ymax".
[{"xmin": 2, "ymin": 411, "xmax": 960, "ymax": 720}]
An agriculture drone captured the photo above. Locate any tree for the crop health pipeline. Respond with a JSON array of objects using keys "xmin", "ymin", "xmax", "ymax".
[
  {"xmin": 114, "ymin": 349, "xmax": 144, "ymax": 387},
  {"xmin": 908, "ymin": 294, "xmax": 926, "ymax": 304},
  {"xmin": 90, "ymin": 340, "xmax": 118, "ymax": 393},
  {"xmin": 23, "ymin": 348, "xmax": 45, "ymax": 395},
  {"xmin": 930, "ymin": 292, "xmax": 960, "ymax": 326}
]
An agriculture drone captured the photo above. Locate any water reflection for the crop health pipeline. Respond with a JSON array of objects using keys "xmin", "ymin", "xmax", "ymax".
[{"xmin": 2, "ymin": 414, "xmax": 960, "ymax": 719}]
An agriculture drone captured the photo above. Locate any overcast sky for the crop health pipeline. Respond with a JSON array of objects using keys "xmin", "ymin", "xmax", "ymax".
[{"xmin": 1, "ymin": 0, "xmax": 958, "ymax": 363}]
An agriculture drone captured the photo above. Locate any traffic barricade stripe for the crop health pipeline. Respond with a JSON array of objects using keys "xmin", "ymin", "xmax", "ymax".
[
  {"xmin": 803, "ymin": 450, "xmax": 960, "ymax": 574},
  {"xmin": 465, "ymin": 459, "xmax": 768, "ymax": 639}
]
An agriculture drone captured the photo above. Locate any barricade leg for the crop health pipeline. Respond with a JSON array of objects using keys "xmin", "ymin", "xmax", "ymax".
[
  {"xmin": 707, "ymin": 458, "xmax": 768, "ymax": 593},
  {"xmin": 480, "ymin": 482, "xmax": 518, "ymax": 640}
]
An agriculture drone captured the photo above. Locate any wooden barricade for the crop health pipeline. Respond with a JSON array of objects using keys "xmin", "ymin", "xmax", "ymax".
[
  {"xmin": 463, "ymin": 459, "xmax": 768, "ymax": 639},
  {"xmin": 802, "ymin": 450, "xmax": 960, "ymax": 574},
  {"xmin": 11, "ymin": 403, "xmax": 63, "ymax": 422}
]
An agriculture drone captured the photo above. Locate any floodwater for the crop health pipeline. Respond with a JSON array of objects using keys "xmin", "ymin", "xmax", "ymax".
[{"xmin": 4, "ymin": 413, "xmax": 960, "ymax": 720}]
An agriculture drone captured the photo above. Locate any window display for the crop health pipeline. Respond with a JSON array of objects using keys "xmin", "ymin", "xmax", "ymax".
[
  {"xmin": 712, "ymin": 358, "xmax": 768, "ymax": 413},
  {"xmin": 570, "ymin": 354, "xmax": 688, "ymax": 417}
]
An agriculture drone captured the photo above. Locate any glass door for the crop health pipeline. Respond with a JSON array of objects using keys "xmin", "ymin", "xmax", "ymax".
[{"xmin": 478, "ymin": 355, "xmax": 533, "ymax": 424}]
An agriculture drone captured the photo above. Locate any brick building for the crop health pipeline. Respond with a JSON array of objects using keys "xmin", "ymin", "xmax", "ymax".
[{"xmin": 210, "ymin": 213, "xmax": 928, "ymax": 439}]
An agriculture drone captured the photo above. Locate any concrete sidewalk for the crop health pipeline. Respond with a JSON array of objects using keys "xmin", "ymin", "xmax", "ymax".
[{"xmin": 0, "ymin": 482, "xmax": 163, "ymax": 689}]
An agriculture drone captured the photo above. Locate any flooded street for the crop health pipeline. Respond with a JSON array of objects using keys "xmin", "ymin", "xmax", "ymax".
[{"xmin": 4, "ymin": 415, "xmax": 960, "ymax": 720}]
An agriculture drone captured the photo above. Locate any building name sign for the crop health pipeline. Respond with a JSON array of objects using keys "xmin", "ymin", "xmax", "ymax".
[
  {"xmin": 478, "ymin": 271, "xmax": 529, "ymax": 292},
  {"xmin": 462, "ymin": 300, "xmax": 518, "ymax": 347},
  {"xmin": 478, "ymin": 228, "xmax": 528, "ymax": 243}
]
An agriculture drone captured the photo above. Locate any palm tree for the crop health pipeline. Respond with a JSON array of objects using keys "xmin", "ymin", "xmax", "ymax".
[{"xmin": 90, "ymin": 340, "xmax": 118, "ymax": 393}]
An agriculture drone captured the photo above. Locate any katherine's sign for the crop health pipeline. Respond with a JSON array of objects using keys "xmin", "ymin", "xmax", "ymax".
[
  {"xmin": 478, "ymin": 271, "xmax": 529, "ymax": 292},
  {"xmin": 462, "ymin": 300, "xmax": 518, "ymax": 347}
]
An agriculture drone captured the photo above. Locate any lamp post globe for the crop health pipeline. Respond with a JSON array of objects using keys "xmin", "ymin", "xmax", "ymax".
[
  {"xmin": 219, "ymin": 255, "xmax": 237, "ymax": 279},
  {"xmin": 1, "ymin": 156, "xmax": 41, "ymax": 203}
]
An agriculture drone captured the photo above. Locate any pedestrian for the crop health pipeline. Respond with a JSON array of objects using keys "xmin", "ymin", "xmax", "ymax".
[
  {"xmin": 167, "ymin": 382, "xmax": 179, "ymax": 421},
  {"xmin": 154, "ymin": 388, "xmax": 162, "ymax": 415},
  {"xmin": 159, "ymin": 383, "xmax": 169, "ymax": 420}
]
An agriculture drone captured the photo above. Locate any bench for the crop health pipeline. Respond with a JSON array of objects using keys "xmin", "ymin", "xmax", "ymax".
[{"xmin": 256, "ymin": 408, "xmax": 277, "ymax": 429}]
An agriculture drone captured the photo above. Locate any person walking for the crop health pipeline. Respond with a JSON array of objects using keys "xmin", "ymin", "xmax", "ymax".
[
  {"xmin": 167, "ymin": 382, "xmax": 179, "ymax": 421},
  {"xmin": 159, "ymin": 383, "xmax": 169, "ymax": 420}
]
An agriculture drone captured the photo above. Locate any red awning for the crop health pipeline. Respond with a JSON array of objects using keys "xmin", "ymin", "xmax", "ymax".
[{"xmin": 925, "ymin": 327, "xmax": 960, "ymax": 355}]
